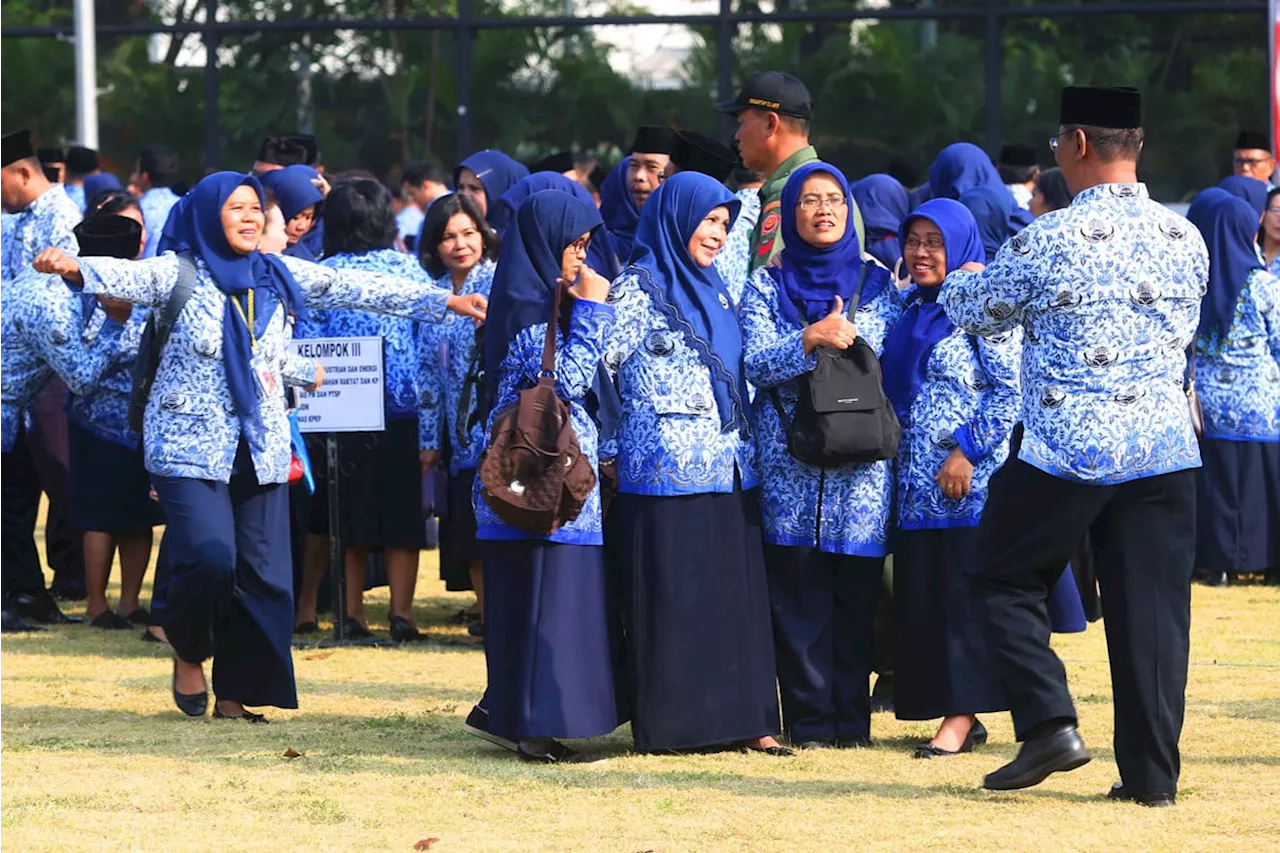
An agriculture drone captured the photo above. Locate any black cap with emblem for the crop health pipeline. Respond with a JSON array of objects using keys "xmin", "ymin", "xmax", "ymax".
[
  {"xmin": 714, "ymin": 71, "xmax": 813, "ymax": 121},
  {"xmin": 74, "ymin": 214, "xmax": 143, "ymax": 259},
  {"xmin": 1059, "ymin": 86, "xmax": 1141, "ymax": 129}
]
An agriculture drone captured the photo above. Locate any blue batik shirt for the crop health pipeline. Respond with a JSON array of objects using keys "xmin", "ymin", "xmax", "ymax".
[
  {"xmin": 941, "ymin": 183, "xmax": 1209, "ymax": 484},
  {"xmin": 714, "ymin": 187, "xmax": 763, "ymax": 305},
  {"xmin": 1, "ymin": 271, "xmax": 124, "ymax": 452},
  {"xmin": 1195, "ymin": 268, "xmax": 1280, "ymax": 442},
  {"xmin": 66, "ymin": 183, "xmax": 86, "ymax": 214},
  {"xmin": 1, "ymin": 184, "xmax": 81, "ymax": 284},
  {"xmin": 417, "ymin": 260, "xmax": 496, "ymax": 474},
  {"xmin": 139, "ymin": 187, "xmax": 181, "ymax": 259},
  {"xmin": 67, "ymin": 303, "xmax": 150, "ymax": 448},
  {"xmin": 893, "ymin": 305, "xmax": 1023, "ymax": 530},
  {"xmin": 740, "ymin": 266, "xmax": 903, "ymax": 554},
  {"xmin": 306, "ymin": 249, "xmax": 446, "ymax": 420},
  {"xmin": 473, "ymin": 300, "xmax": 616, "ymax": 545},
  {"xmin": 601, "ymin": 269, "xmax": 758, "ymax": 497}
]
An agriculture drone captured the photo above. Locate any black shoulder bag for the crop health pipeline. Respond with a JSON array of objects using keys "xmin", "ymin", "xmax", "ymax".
[{"xmin": 128, "ymin": 253, "xmax": 198, "ymax": 432}]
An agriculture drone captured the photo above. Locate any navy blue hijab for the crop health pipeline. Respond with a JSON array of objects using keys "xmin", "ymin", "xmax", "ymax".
[
  {"xmin": 600, "ymin": 157, "xmax": 641, "ymax": 261},
  {"xmin": 851, "ymin": 173, "xmax": 909, "ymax": 271},
  {"xmin": 1217, "ymin": 175, "xmax": 1268, "ymax": 217},
  {"xmin": 260, "ymin": 165, "xmax": 325, "ymax": 259},
  {"xmin": 454, "ymin": 149, "xmax": 529, "ymax": 233},
  {"xmin": 494, "ymin": 171, "xmax": 621, "ymax": 280},
  {"xmin": 1188, "ymin": 187, "xmax": 1263, "ymax": 343},
  {"xmin": 959, "ymin": 184, "xmax": 1028, "ymax": 262},
  {"xmin": 166, "ymin": 172, "xmax": 310, "ymax": 422},
  {"xmin": 774, "ymin": 161, "xmax": 886, "ymax": 327},
  {"xmin": 928, "ymin": 142, "xmax": 1003, "ymax": 201},
  {"xmin": 881, "ymin": 198, "xmax": 985, "ymax": 423},
  {"xmin": 626, "ymin": 171, "xmax": 748, "ymax": 436}
]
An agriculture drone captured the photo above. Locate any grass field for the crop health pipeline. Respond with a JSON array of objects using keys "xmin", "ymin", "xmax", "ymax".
[{"xmin": 2, "ymin": 534, "xmax": 1278, "ymax": 852}]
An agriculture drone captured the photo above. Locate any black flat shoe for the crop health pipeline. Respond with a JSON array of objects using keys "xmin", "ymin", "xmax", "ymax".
[
  {"xmin": 462, "ymin": 704, "xmax": 518, "ymax": 752},
  {"xmin": 140, "ymin": 628, "xmax": 163, "ymax": 643},
  {"xmin": 89, "ymin": 611, "xmax": 133, "ymax": 630},
  {"xmin": 123, "ymin": 608, "xmax": 151, "ymax": 625},
  {"xmin": 389, "ymin": 616, "xmax": 423, "ymax": 643},
  {"xmin": 983, "ymin": 724, "xmax": 1091, "ymax": 790},
  {"xmin": 292, "ymin": 621, "xmax": 320, "ymax": 636},
  {"xmin": 468, "ymin": 621, "xmax": 485, "ymax": 638},
  {"xmin": 449, "ymin": 609, "xmax": 482, "ymax": 626},
  {"xmin": 921, "ymin": 718, "xmax": 990, "ymax": 756},
  {"xmin": 171, "ymin": 659, "xmax": 208, "ymax": 717},
  {"xmin": 741, "ymin": 743, "xmax": 795, "ymax": 757},
  {"xmin": 517, "ymin": 740, "xmax": 603, "ymax": 764},
  {"xmin": 836, "ymin": 736, "xmax": 872, "ymax": 750},
  {"xmin": 1107, "ymin": 782, "xmax": 1176, "ymax": 807},
  {"xmin": 795, "ymin": 738, "xmax": 832, "ymax": 750},
  {"xmin": 343, "ymin": 618, "xmax": 374, "ymax": 639},
  {"xmin": 1, "ymin": 609, "xmax": 43, "ymax": 633},
  {"xmin": 213, "ymin": 705, "xmax": 268, "ymax": 724}
]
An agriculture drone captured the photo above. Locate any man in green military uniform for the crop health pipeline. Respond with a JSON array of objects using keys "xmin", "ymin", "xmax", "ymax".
[{"xmin": 717, "ymin": 71, "xmax": 863, "ymax": 270}]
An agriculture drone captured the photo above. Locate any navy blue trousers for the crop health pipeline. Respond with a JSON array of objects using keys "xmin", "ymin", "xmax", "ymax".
[
  {"xmin": 1, "ymin": 428, "xmax": 49, "ymax": 605},
  {"xmin": 152, "ymin": 443, "xmax": 297, "ymax": 709},
  {"xmin": 765, "ymin": 546, "xmax": 882, "ymax": 744}
]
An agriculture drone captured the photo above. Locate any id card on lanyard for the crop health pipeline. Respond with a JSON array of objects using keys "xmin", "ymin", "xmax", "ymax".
[{"xmin": 232, "ymin": 289, "xmax": 278, "ymax": 399}]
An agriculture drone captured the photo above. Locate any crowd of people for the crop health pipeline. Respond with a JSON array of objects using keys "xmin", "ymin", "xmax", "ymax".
[{"xmin": 2, "ymin": 72, "xmax": 1277, "ymax": 807}]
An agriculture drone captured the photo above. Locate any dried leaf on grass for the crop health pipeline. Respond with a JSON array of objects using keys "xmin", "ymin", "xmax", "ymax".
[
  {"xmin": 413, "ymin": 839, "xmax": 441, "ymax": 850},
  {"xmin": 282, "ymin": 748, "xmax": 304, "ymax": 759},
  {"xmin": 304, "ymin": 651, "xmax": 335, "ymax": 660}
]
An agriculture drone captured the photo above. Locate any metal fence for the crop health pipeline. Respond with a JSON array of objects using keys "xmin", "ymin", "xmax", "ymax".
[{"xmin": 4, "ymin": 0, "xmax": 1269, "ymax": 169}]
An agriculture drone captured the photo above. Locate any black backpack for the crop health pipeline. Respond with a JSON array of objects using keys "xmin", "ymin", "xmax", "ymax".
[
  {"xmin": 128, "ymin": 253, "xmax": 198, "ymax": 432},
  {"xmin": 771, "ymin": 265, "xmax": 901, "ymax": 468}
]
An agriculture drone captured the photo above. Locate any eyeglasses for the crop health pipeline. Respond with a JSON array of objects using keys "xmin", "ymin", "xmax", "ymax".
[
  {"xmin": 1234, "ymin": 155, "xmax": 1272, "ymax": 167},
  {"xmin": 1048, "ymin": 131, "xmax": 1073, "ymax": 152},
  {"xmin": 904, "ymin": 235, "xmax": 944, "ymax": 251},
  {"xmin": 567, "ymin": 236, "xmax": 592, "ymax": 255},
  {"xmin": 796, "ymin": 194, "xmax": 847, "ymax": 212},
  {"xmin": 1265, "ymin": 207, "xmax": 1280, "ymax": 217}
]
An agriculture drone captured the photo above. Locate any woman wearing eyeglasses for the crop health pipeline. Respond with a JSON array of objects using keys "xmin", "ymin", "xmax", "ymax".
[
  {"xmin": 883, "ymin": 199, "xmax": 1021, "ymax": 757},
  {"xmin": 740, "ymin": 162, "xmax": 903, "ymax": 749}
]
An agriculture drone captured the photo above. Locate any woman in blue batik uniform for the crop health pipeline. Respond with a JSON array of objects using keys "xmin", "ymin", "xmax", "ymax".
[
  {"xmin": 603, "ymin": 172, "xmax": 786, "ymax": 756},
  {"xmin": 1187, "ymin": 189, "xmax": 1280, "ymax": 585},
  {"xmin": 260, "ymin": 164, "xmax": 326, "ymax": 260},
  {"xmin": 417, "ymin": 193, "xmax": 499, "ymax": 624},
  {"xmin": 66, "ymin": 191, "xmax": 165, "ymax": 630},
  {"xmin": 882, "ymin": 199, "xmax": 1019, "ymax": 757},
  {"xmin": 740, "ymin": 162, "xmax": 903, "ymax": 749},
  {"xmin": 33, "ymin": 172, "xmax": 486, "ymax": 722},
  {"xmin": 471, "ymin": 190, "xmax": 620, "ymax": 763}
]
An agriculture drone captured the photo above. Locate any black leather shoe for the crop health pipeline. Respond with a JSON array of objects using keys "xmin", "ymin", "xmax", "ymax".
[
  {"xmin": 89, "ymin": 611, "xmax": 133, "ymax": 630},
  {"xmin": 742, "ymin": 742, "xmax": 796, "ymax": 757},
  {"xmin": 389, "ymin": 616, "xmax": 423, "ymax": 643},
  {"xmin": 171, "ymin": 658, "xmax": 208, "ymax": 717},
  {"xmin": 14, "ymin": 592, "xmax": 82, "ymax": 624},
  {"xmin": 462, "ymin": 704, "xmax": 518, "ymax": 752},
  {"xmin": 914, "ymin": 720, "xmax": 987, "ymax": 759},
  {"xmin": 1, "ymin": 609, "xmax": 43, "ymax": 633},
  {"xmin": 1203, "ymin": 571, "xmax": 1229, "ymax": 587},
  {"xmin": 983, "ymin": 724, "xmax": 1091, "ymax": 790},
  {"xmin": 795, "ymin": 738, "xmax": 832, "ymax": 750},
  {"xmin": 293, "ymin": 621, "xmax": 320, "ymax": 636},
  {"xmin": 1108, "ymin": 782, "xmax": 1176, "ymax": 807},
  {"xmin": 517, "ymin": 739, "xmax": 604, "ymax": 764}
]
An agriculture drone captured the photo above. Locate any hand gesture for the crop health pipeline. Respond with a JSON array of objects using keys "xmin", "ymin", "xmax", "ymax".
[
  {"xmin": 304, "ymin": 362, "xmax": 326, "ymax": 393},
  {"xmin": 448, "ymin": 292, "xmax": 487, "ymax": 324},
  {"xmin": 564, "ymin": 266, "xmax": 610, "ymax": 304},
  {"xmin": 935, "ymin": 447, "xmax": 974, "ymax": 500},
  {"xmin": 98, "ymin": 296, "xmax": 133, "ymax": 324},
  {"xmin": 801, "ymin": 296, "xmax": 857, "ymax": 354},
  {"xmin": 33, "ymin": 248, "xmax": 83, "ymax": 285}
]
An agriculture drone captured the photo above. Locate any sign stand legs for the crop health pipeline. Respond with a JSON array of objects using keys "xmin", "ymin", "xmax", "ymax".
[{"xmin": 327, "ymin": 434, "xmax": 347, "ymax": 643}]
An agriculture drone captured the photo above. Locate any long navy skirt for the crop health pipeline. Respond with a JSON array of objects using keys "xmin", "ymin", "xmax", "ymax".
[
  {"xmin": 152, "ymin": 442, "xmax": 297, "ymax": 709},
  {"xmin": 1196, "ymin": 438, "xmax": 1280, "ymax": 574},
  {"xmin": 68, "ymin": 421, "xmax": 165, "ymax": 533},
  {"xmin": 481, "ymin": 539, "xmax": 620, "ymax": 742},
  {"xmin": 894, "ymin": 527, "xmax": 1007, "ymax": 721},
  {"xmin": 616, "ymin": 486, "xmax": 780, "ymax": 752},
  {"xmin": 439, "ymin": 469, "xmax": 480, "ymax": 591}
]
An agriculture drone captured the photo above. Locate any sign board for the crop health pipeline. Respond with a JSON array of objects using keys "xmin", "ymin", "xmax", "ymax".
[{"xmin": 288, "ymin": 336, "xmax": 385, "ymax": 433}]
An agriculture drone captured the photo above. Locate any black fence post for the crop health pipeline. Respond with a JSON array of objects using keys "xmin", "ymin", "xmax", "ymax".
[
  {"xmin": 984, "ymin": 0, "xmax": 1003, "ymax": 155},
  {"xmin": 457, "ymin": 0, "xmax": 473, "ymax": 159},
  {"xmin": 716, "ymin": 0, "xmax": 734, "ymax": 142},
  {"xmin": 202, "ymin": 0, "xmax": 220, "ymax": 170}
]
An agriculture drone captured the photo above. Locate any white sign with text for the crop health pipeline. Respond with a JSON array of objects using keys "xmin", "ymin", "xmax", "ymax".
[{"xmin": 288, "ymin": 336, "xmax": 386, "ymax": 433}]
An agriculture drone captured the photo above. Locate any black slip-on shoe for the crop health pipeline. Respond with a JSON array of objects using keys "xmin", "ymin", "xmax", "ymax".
[{"xmin": 982, "ymin": 724, "xmax": 1091, "ymax": 790}]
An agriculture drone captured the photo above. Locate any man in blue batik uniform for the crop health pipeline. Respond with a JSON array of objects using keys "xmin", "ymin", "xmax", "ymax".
[{"xmin": 940, "ymin": 87, "xmax": 1208, "ymax": 806}]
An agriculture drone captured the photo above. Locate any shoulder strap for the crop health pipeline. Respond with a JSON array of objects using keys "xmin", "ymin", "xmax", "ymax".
[
  {"xmin": 847, "ymin": 261, "xmax": 870, "ymax": 321},
  {"xmin": 540, "ymin": 280, "xmax": 564, "ymax": 378},
  {"xmin": 157, "ymin": 253, "xmax": 198, "ymax": 348}
]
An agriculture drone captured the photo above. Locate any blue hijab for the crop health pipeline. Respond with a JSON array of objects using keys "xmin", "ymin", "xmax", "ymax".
[
  {"xmin": 928, "ymin": 142, "xmax": 1003, "ymax": 201},
  {"xmin": 774, "ymin": 161, "xmax": 885, "ymax": 327},
  {"xmin": 880, "ymin": 198, "xmax": 985, "ymax": 423},
  {"xmin": 600, "ymin": 157, "xmax": 641, "ymax": 261},
  {"xmin": 851, "ymin": 173, "xmax": 909, "ymax": 271},
  {"xmin": 494, "ymin": 172, "xmax": 621, "ymax": 280},
  {"xmin": 165, "ymin": 172, "xmax": 310, "ymax": 423},
  {"xmin": 625, "ymin": 171, "xmax": 748, "ymax": 435},
  {"xmin": 82, "ymin": 172, "xmax": 124, "ymax": 203},
  {"xmin": 454, "ymin": 149, "xmax": 529, "ymax": 233},
  {"xmin": 1217, "ymin": 175, "xmax": 1268, "ymax": 217},
  {"xmin": 958, "ymin": 184, "xmax": 1027, "ymax": 262},
  {"xmin": 1188, "ymin": 188, "xmax": 1263, "ymax": 343},
  {"xmin": 260, "ymin": 165, "xmax": 326, "ymax": 258}
]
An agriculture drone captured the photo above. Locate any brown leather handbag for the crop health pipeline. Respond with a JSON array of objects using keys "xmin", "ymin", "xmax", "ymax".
[{"xmin": 479, "ymin": 284, "xmax": 597, "ymax": 535}]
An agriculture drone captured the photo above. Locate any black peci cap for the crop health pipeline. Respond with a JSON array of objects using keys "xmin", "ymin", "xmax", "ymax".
[
  {"xmin": 998, "ymin": 143, "xmax": 1038, "ymax": 168},
  {"xmin": 74, "ymin": 215, "xmax": 143, "ymax": 259},
  {"xmin": 1235, "ymin": 131, "xmax": 1271, "ymax": 153},
  {"xmin": 714, "ymin": 71, "xmax": 813, "ymax": 120},
  {"xmin": 2, "ymin": 129, "xmax": 35, "ymax": 167},
  {"xmin": 1059, "ymin": 86, "xmax": 1141, "ymax": 129},
  {"xmin": 66, "ymin": 145, "xmax": 99, "ymax": 174},
  {"xmin": 36, "ymin": 146, "xmax": 65, "ymax": 165},
  {"xmin": 587, "ymin": 164, "xmax": 609, "ymax": 191},
  {"xmin": 256, "ymin": 135, "xmax": 309, "ymax": 167},
  {"xmin": 630, "ymin": 126, "xmax": 678, "ymax": 156},
  {"xmin": 286, "ymin": 133, "xmax": 321, "ymax": 165},
  {"xmin": 530, "ymin": 150, "xmax": 576, "ymax": 174},
  {"xmin": 672, "ymin": 129, "xmax": 738, "ymax": 183}
]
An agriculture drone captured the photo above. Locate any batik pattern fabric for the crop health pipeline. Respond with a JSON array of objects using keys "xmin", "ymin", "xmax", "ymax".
[
  {"xmin": 1, "ymin": 271, "xmax": 123, "ymax": 452},
  {"xmin": 65, "ymin": 183, "xmax": 86, "ymax": 214},
  {"xmin": 941, "ymin": 182, "xmax": 1209, "ymax": 484},
  {"xmin": 1, "ymin": 185, "xmax": 80, "ymax": 284},
  {"xmin": 417, "ymin": 260, "xmax": 496, "ymax": 474},
  {"xmin": 1195, "ymin": 268, "xmax": 1280, "ymax": 441},
  {"xmin": 601, "ymin": 269, "xmax": 758, "ymax": 497},
  {"xmin": 714, "ymin": 188, "xmax": 763, "ymax": 305},
  {"xmin": 472, "ymin": 300, "xmax": 616, "ymax": 545},
  {"xmin": 740, "ymin": 266, "xmax": 902, "ymax": 554},
  {"xmin": 77, "ymin": 252, "xmax": 450, "ymax": 484},
  {"xmin": 67, "ymin": 303, "xmax": 151, "ymax": 448},
  {"xmin": 139, "ymin": 187, "xmax": 181, "ymax": 259}
]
